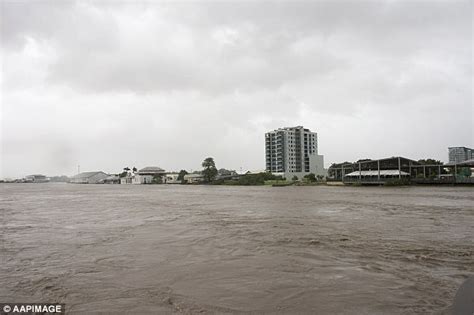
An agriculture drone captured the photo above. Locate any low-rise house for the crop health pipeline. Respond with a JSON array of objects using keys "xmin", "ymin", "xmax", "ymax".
[
  {"xmin": 102, "ymin": 175, "xmax": 120, "ymax": 184},
  {"xmin": 120, "ymin": 174, "xmax": 133, "ymax": 184},
  {"xmin": 164, "ymin": 173, "xmax": 181, "ymax": 184},
  {"xmin": 184, "ymin": 173, "xmax": 205, "ymax": 184},
  {"xmin": 69, "ymin": 171, "xmax": 109, "ymax": 184},
  {"xmin": 24, "ymin": 174, "xmax": 50, "ymax": 183},
  {"xmin": 132, "ymin": 166, "xmax": 166, "ymax": 184},
  {"xmin": 216, "ymin": 169, "xmax": 241, "ymax": 180},
  {"xmin": 245, "ymin": 170, "xmax": 267, "ymax": 175}
]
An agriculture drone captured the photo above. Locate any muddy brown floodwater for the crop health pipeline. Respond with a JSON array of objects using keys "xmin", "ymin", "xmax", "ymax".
[{"xmin": 0, "ymin": 184, "xmax": 473, "ymax": 314}]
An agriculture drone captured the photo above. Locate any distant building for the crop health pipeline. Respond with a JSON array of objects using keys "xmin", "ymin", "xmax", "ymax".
[
  {"xmin": 184, "ymin": 173, "xmax": 205, "ymax": 184},
  {"xmin": 265, "ymin": 126, "xmax": 325, "ymax": 179},
  {"xmin": 329, "ymin": 156, "xmax": 474, "ymax": 185},
  {"xmin": 102, "ymin": 175, "xmax": 120, "ymax": 184},
  {"xmin": 328, "ymin": 157, "xmax": 419, "ymax": 184},
  {"xmin": 448, "ymin": 147, "xmax": 473, "ymax": 164},
  {"xmin": 24, "ymin": 174, "xmax": 50, "ymax": 183},
  {"xmin": 120, "ymin": 174, "xmax": 133, "ymax": 184},
  {"xmin": 217, "ymin": 169, "xmax": 240, "ymax": 180},
  {"xmin": 49, "ymin": 175, "xmax": 69, "ymax": 182},
  {"xmin": 245, "ymin": 170, "xmax": 266, "ymax": 175},
  {"xmin": 132, "ymin": 166, "xmax": 166, "ymax": 184},
  {"xmin": 164, "ymin": 173, "xmax": 180, "ymax": 184},
  {"xmin": 69, "ymin": 171, "xmax": 108, "ymax": 184}
]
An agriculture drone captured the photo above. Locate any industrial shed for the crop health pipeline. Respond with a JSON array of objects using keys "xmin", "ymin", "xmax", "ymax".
[
  {"xmin": 329, "ymin": 157, "xmax": 418, "ymax": 182},
  {"xmin": 69, "ymin": 171, "xmax": 109, "ymax": 184},
  {"xmin": 344, "ymin": 170, "xmax": 410, "ymax": 184}
]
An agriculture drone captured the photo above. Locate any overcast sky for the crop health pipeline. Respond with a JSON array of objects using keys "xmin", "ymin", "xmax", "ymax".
[{"xmin": 1, "ymin": 0, "xmax": 472, "ymax": 178}]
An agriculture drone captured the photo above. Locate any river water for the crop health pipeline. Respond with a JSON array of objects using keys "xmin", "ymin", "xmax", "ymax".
[{"xmin": 1, "ymin": 184, "xmax": 472, "ymax": 314}]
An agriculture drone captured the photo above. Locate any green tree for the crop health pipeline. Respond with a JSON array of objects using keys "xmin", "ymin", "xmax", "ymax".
[
  {"xmin": 177, "ymin": 170, "xmax": 188, "ymax": 181},
  {"xmin": 292, "ymin": 175, "xmax": 299, "ymax": 181},
  {"xmin": 418, "ymin": 159, "xmax": 443, "ymax": 165},
  {"xmin": 304, "ymin": 173, "xmax": 317, "ymax": 182},
  {"xmin": 121, "ymin": 167, "xmax": 131, "ymax": 178},
  {"xmin": 132, "ymin": 167, "xmax": 138, "ymax": 172},
  {"xmin": 152, "ymin": 174, "xmax": 163, "ymax": 184},
  {"xmin": 202, "ymin": 157, "xmax": 218, "ymax": 183},
  {"xmin": 457, "ymin": 167, "xmax": 472, "ymax": 177}
]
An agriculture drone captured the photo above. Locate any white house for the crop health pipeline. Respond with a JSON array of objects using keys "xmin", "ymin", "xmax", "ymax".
[
  {"xmin": 184, "ymin": 173, "xmax": 205, "ymax": 184},
  {"xmin": 132, "ymin": 166, "xmax": 166, "ymax": 184},
  {"xmin": 120, "ymin": 174, "xmax": 133, "ymax": 184},
  {"xmin": 164, "ymin": 173, "xmax": 181, "ymax": 184}
]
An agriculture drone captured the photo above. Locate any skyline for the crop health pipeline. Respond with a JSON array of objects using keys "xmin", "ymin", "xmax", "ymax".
[
  {"xmin": 1, "ymin": 1, "xmax": 473, "ymax": 178},
  {"xmin": 2, "ymin": 136, "xmax": 469, "ymax": 179}
]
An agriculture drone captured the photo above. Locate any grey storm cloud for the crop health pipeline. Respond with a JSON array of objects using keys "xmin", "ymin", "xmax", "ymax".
[{"xmin": 0, "ymin": 0, "xmax": 472, "ymax": 178}]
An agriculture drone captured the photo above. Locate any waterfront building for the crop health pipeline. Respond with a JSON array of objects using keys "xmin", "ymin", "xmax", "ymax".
[
  {"xmin": 164, "ymin": 173, "xmax": 180, "ymax": 184},
  {"xmin": 328, "ymin": 157, "xmax": 418, "ymax": 184},
  {"xmin": 132, "ymin": 166, "xmax": 166, "ymax": 184},
  {"xmin": 448, "ymin": 147, "xmax": 473, "ymax": 164},
  {"xmin": 216, "ymin": 169, "xmax": 240, "ymax": 181},
  {"xmin": 120, "ymin": 173, "xmax": 133, "ymax": 184},
  {"xmin": 184, "ymin": 173, "xmax": 205, "ymax": 184},
  {"xmin": 328, "ymin": 156, "xmax": 473, "ymax": 185},
  {"xmin": 102, "ymin": 175, "xmax": 120, "ymax": 184},
  {"xmin": 245, "ymin": 170, "xmax": 266, "ymax": 175},
  {"xmin": 24, "ymin": 174, "xmax": 50, "ymax": 183},
  {"xmin": 265, "ymin": 126, "xmax": 325, "ymax": 179},
  {"xmin": 69, "ymin": 171, "xmax": 109, "ymax": 184}
]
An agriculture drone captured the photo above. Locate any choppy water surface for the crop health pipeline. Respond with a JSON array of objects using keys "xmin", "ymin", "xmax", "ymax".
[{"xmin": 1, "ymin": 184, "xmax": 473, "ymax": 314}]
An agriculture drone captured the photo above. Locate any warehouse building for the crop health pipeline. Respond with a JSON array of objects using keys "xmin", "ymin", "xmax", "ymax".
[
  {"xmin": 328, "ymin": 157, "xmax": 419, "ymax": 184},
  {"xmin": 69, "ymin": 171, "xmax": 109, "ymax": 184}
]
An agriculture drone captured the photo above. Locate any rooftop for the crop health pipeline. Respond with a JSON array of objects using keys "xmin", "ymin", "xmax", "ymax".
[
  {"xmin": 445, "ymin": 159, "xmax": 474, "ymax": 167},
  {"xmin": 138, "ymin": 166, "xmax": 165, "ymax": 174},
  {"xmin": 448, "ymin": 146, "xmax": 473, "ymax": 150},
  {"xmin": 345, "ymin": 170, "xmax": 410, "ymax": 177},
  {"xmin": 71, "ymin": 171, "xmax": 107, "ymax": 179},
  {"xmin": 266, "ymin": 126, "xmax": 314, "ymax": 133},
  {"xmin": 184, "ymin": 174, "xmax": 204, "ymax": 178}
]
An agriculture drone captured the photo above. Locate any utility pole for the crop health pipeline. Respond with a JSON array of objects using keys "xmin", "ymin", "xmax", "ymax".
[{"xmin": 77, "ymin": 165, "xmax": 80, "ymax": 175}]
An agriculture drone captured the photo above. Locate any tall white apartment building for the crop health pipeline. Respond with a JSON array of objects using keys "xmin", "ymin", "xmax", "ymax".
[{"xmin": 265, "ymin": 126, "xmax": 325, "ymax": 179}]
